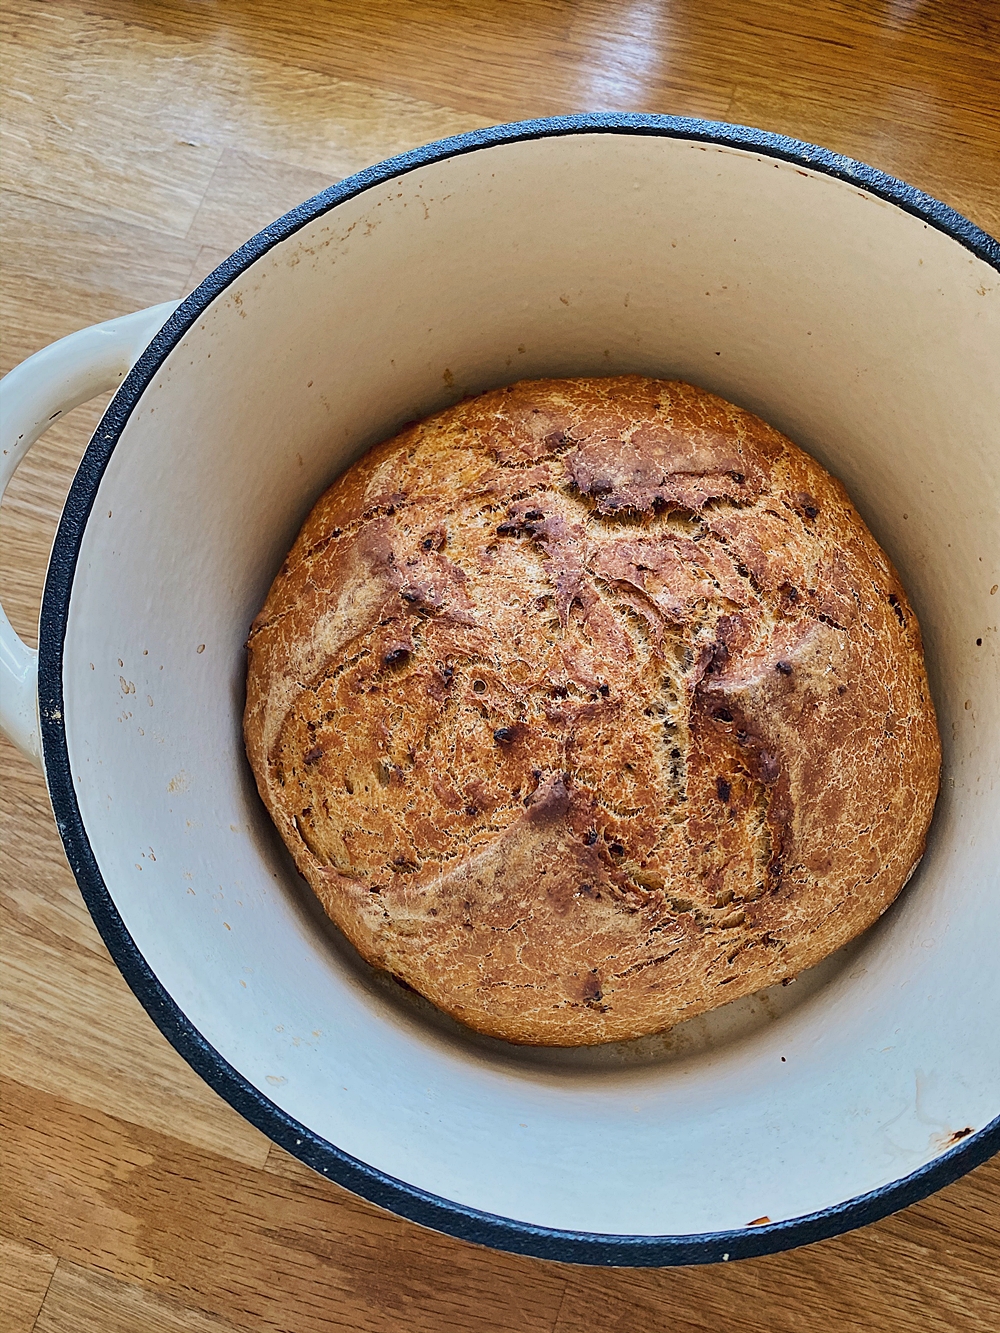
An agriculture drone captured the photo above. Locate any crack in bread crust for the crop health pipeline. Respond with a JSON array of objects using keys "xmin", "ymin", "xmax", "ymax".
[{"xmin": 245, "ymin": 376, "xmax": 941, "ymax": 1046}]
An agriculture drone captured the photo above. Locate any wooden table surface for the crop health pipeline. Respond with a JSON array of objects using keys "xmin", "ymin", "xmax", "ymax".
[{"xmin": 2, "ymin": 2, "xmax": 998, "ymax": 1329}]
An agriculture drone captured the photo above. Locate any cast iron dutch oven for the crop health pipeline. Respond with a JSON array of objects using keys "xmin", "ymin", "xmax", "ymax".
[{"xmin": 2, "ymin": 116, "xmax": 998, "ymax": 1265}]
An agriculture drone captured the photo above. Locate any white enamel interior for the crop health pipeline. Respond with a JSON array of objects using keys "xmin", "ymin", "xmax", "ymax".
[{"xmin": 62, "ymin": 134, "xmax": 999, "ymax": 1236}]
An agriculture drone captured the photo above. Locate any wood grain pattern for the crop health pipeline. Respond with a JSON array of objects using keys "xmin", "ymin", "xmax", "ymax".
[
  {"xmin": 32, "ymin": 1263, "xmax": 245, "ymax": 1333},
  {"xmin": 0, "ymin": 1236, "xmax": 57, "ymax": 1333},
  {"xmin": 1, "ymin": 1080, "xmax": 568, "ymax": 1333},
  {"xmin": 1, "ymin": 1, "xmax": 998, "ymax": 1329}
]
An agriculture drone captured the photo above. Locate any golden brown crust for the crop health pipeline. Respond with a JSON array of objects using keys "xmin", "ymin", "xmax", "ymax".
[{"xmin": 245, "ymin": 377, "xmax": 941, "ymax": 1045}]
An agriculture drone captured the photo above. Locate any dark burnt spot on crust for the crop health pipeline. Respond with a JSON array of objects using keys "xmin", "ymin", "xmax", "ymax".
[
  {"xmin": 888, "ymin": 593, "xmax": 907, "ymax": 627},
  {"xmin": 775, "ymin": 660, "xmax": 793, "ymax": 675},
  {"xmin": 779, "ymin": 582, "xmax": 800, "ymax": 610},
  {"xmin": 303, "ymin": 745, "xmax": 324, "ymax": 765},
  {"xmin": 581, "ymin": 969, "xmax": 605, "ymax": 1005},
  {"xmin": 757, "ymin": 751, "xmax": 780, "ymax": 783},
  {"xmin": 716, "ymin": 776, "xmax": 732, "ymax": 803},
  {"xmin": 383, "ymin": 645, "xmax": 411, "ymax": 668},
  {"xmin": 523, "ymin": 772, "xmax": 572, "ymax": 824},
  {"xmin": 707, "ymin": 641, "xmax": 729, "ymax": 674},
  {"xmin": 816, "ymin": 611, "xmax": 847, "ymax": 632},
  {"xmin": 493, "ymin": 726, "xmax": 518, "ymax": 745}
]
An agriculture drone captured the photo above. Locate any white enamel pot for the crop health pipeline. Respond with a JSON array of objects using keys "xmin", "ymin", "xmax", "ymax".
[{"xmin": 2, "ymin": 116, "xmax": 998, "ymax": 1265}]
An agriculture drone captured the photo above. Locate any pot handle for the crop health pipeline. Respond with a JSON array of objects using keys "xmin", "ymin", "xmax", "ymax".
[{"xmin": 0, "ymin": 301, "xmax": 182, "ymax": 768}]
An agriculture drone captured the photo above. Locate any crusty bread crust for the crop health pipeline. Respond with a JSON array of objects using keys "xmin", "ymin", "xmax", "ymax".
[{"xmin": 245, "ymin": 377, "xmax": 940, "ymax": 1045}]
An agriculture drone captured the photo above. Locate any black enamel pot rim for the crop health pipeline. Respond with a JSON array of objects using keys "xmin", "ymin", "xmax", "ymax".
[{"xmin": 39, "ymin": 113, "xmax": 1000, "ymax": 1267}]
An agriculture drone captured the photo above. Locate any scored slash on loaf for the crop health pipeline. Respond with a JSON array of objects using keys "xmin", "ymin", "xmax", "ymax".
[{"xmin": 244, "ymin": 377, "xmax": 940, "ymax": 1046}]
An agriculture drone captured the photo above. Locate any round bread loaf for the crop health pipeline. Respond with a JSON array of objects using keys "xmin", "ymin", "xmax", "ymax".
[{"xmin": 245, "ymin": 377, "xmax": 940, "ymax": 1046}]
